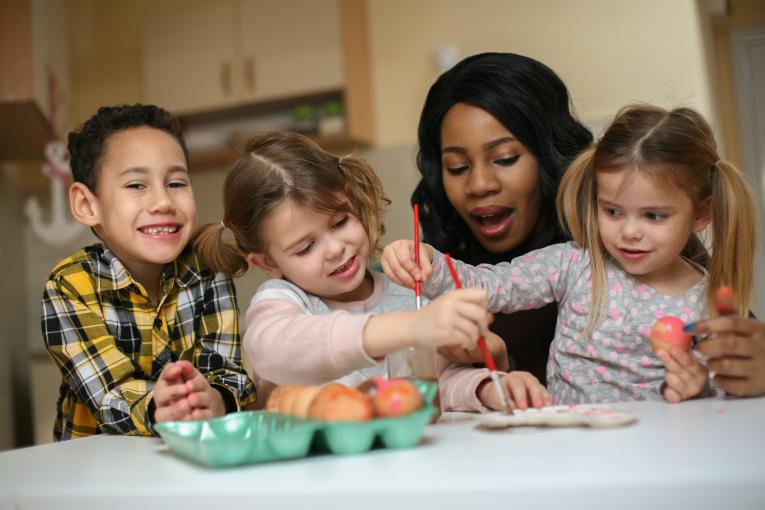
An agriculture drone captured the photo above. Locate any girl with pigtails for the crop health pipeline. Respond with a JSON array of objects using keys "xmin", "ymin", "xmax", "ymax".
[
  {"xmin": 194, "ymin": 132, "xmax": 550, "ymax": 412},
  {"xmin": 382, "ymin": 104, "xmax": 757, "ymax": 405}
]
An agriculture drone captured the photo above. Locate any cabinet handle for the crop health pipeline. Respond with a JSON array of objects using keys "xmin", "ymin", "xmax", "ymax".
[
  {"xmin": 244, "ymin": 57, "xmax": 256, "ymax": 93},
  {"xmin": 221, "ymin": 61, "xmax": 232, "ymax": 96}
]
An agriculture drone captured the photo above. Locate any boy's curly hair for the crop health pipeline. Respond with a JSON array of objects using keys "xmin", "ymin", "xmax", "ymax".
[{"xmin": 67, "ymin": 104, "xmax": 188, "ymax": 191}]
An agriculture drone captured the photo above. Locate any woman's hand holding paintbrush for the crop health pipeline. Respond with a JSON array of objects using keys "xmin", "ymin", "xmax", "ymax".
[{"xmin": 690, "ymin": 287, "xmax": 765, "ymax": 396}]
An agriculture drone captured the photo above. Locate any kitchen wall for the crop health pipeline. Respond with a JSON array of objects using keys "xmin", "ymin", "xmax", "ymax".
[
  {"xmin": 365, "ymin": 0, "xmax": 716, "ymax": 145},
  {"xmin": 3, "ymin": 0, "xmax": 764, "ymax": 448}
]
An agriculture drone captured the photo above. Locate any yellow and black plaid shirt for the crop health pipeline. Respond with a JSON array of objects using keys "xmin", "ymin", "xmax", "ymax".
[{"xmin": 41, "ymin": 244, "xmax": 256, "ymax": 440}]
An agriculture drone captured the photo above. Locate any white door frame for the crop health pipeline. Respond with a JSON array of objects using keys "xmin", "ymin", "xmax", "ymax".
[{"xmin": 731, "ymin": 24, "xmax": 765, "ymax": 318}]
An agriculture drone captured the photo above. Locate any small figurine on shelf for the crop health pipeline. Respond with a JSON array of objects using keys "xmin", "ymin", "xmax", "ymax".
[
  {"xmin": 319, "ymin": 100, "xmax": 345, "ymax": 136},
  {"xmin": 290, "ymin": 104, "xmax": 318, "ymax": 134}
]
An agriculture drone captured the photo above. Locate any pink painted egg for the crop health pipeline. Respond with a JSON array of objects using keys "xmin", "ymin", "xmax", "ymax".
[{"xmin": 650, "ymin": 316, "xmax": 691, "ymax": 352}]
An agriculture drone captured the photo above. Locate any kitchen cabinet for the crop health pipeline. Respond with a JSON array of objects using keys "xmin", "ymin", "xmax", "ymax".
[
  {"xmin": 239, "ymin": 0, "xmax": 343, "ymax": 102},
  {"xmin": 143, "ymin": 0, "xmax": 343, "ymax": 114},
  {"xmin": 143, "ymin": 0, "xmax": 373, "ymax": 168}
]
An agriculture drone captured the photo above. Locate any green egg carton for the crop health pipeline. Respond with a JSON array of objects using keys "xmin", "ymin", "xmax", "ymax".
[{"xmin": 155, "ymin": 379, "xmax": 438, "ymax": 467}]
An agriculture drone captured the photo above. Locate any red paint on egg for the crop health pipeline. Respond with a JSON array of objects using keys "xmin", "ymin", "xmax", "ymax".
[{"xmin": 650, "ymin": 316, "xmax": 691, "ymax": 352}]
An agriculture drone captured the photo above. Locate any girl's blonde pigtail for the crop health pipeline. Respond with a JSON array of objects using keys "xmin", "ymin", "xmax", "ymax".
[
  {"xmin": 556, "ymin": 145, "xmax": 606, "ymax": 335},
  {"xmin": 707, "ymin": 160, "xmax": 757, "ymax": 315}
]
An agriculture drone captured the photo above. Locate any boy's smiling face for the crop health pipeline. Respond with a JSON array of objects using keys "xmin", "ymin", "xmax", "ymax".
[{"xmin": 74, "ymin": 126, "xmax": 196, "ymax": 286}]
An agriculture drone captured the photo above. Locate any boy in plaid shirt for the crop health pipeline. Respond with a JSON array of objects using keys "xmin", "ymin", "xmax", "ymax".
[{"xmin": 41, "ymin": 104, "xmax": 255, "ymax": 440}]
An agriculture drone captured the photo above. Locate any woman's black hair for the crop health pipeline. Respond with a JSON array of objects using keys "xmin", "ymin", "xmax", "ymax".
[{"xmin": 413, "ymin": 52, "xmax": 592, "ymax": 262}]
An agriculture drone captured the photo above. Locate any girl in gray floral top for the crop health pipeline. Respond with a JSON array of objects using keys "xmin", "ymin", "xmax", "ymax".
[{"xmin": 382, "ymin": 104, "xmax": 757, "ymax": 405}]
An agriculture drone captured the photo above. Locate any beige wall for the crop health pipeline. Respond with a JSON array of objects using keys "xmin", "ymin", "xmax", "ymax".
[{"xmin": 366, "ymin": 0, "xmax": 715, "ymax": 146}]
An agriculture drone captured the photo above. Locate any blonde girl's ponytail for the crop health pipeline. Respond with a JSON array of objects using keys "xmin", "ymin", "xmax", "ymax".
[
  {"xmin": 193, "ymin": 221, "xmax": 249, "ymax": 277},
  {"xmin": 707, "ymin": 160, "xmax": 757, "ymax": 315},
  {"xmin": 556, "ymin": 145, "xmax": 607, "ymax": 334},
  {"xmin": 337, "ymin": 154, "xmax": 390, "ymax": 257}
]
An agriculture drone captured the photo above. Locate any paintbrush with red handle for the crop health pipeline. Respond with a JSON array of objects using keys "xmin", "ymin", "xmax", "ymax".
[
  {"xmin": 443, "ymin": 254, "xmax": 513, "ymax": 414},
  {"xmin": 413, "ymin": 204, "xmax": 422, "ymax": 310}
]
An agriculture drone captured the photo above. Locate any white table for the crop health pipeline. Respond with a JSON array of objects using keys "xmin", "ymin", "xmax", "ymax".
[{"xmin": 1, "ymin": 397, "xmax": 763, "ymax": 510}]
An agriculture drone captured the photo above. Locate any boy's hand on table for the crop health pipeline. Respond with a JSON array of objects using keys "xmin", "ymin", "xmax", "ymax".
[
  {"xmin": 183, "ymin": 366, "xmax": 227, "ymax": 420},
  {"xmin": 478, "ymin": 371, "xmax": 550, "ymax": 411},
  {"xmin": 153, "ymin": 361, "xmax": 193, "ymax": 423},
  {"xmin": 657, "ymin": 347, "xmax": 708, "ymax": 403},
  {"xmin": 438, "ymin": 331, "xmax": 510, "ymax": 372}
]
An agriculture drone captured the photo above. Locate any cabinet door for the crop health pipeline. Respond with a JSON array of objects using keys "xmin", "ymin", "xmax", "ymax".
[
  {"xmin": 239, "ymin": 0, "xmax": 343, "ymax": 101},
  {"xmin": 143, "ymin": 3, "xmax": 241, "ymax": 114}
]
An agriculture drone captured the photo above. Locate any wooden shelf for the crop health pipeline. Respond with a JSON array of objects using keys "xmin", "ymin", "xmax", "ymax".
[
  {"xmin": 177, "ymin": 88, "xmax": 344, "ymax": 129},
  {"xmin": 0, "ymin": 101, "xmax": 54, "ymax": 162},
  {"xmin": 188, "ymin": 132, "xmax": 365, "ymax": 171},
  {"xmin": 178, "ymin": 88, "xmax": 368, "ymax": 171}
]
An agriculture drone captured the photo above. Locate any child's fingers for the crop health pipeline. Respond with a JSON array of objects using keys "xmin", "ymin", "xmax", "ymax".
[
  {"xmin": 187, "ymin": 389, "xmax": 214, "ymax": 409},
  {"xmin": 191, "ymin": 408, "xmax": 215, "ymax": 421},
  {"xmin": 158, "ymin": 362, "xmax": 182, "ymax": 382},
  {"xmin": 656, "ymin": 348, "xmax": 683, "ymax": 373},
  {"xmin": 154, "ymin": 398, "xmax": 191, "ymax": 423},
  {"xmin": 664, "ymin": 370, "xmax": 701, "ymax": 402},
  {"xmin": 522, "ymin": 374, "xmax": 550, "ymax": 408},
  {"xmin": 662, "ymin": 385, "xmax": 683, "ymax": 404},
  {"xmin": 504, "ymin": 375, "xmax": 530, "ymax": 410},
  {"xmin": 659, "ymin": 349, "xmax": 706, "ymax": 400},
  {"xmin": 455, "ymin": 302, "xmax": 492, "ymax": 331},
  {"xmin": 380, "ymin": 256, "xmax": 415, "ymax": 289},
  {"xmin": 446, "ymin": 316, "xmax": 482, "ymax": 349},
  {"xmin": 418, "ymin": 244, "xmax": 434, "ymax": 279},
  {"xmin": 184, "ymin": 372, "xmax": 210, "ymax": 394},
  {"xmin": 380, "ymin": 242, "xmax": 421, "ymax": 287},
  {"xmin": 188, "ymin": 389, "xmax": 226, "ymax": 417},
  {"xmin": 176, "ymin": 360, "xmax": 199, "ymax": 381},
  {"xmin": 153, "ymin": 382, "xmax": 189, "ymax": 407}
]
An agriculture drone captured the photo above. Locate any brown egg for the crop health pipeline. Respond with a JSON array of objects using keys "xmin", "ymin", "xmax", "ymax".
[
  {"xmin": 290, "ymin": 386, "xmax": 322, "ymax": 418},
  {"xmin": 280, "ymin": 386, "xmax": 305, "ymax": 415},
  {"xmin": 372, "ymin": 378, "xmax": 422, "ymax": 417},
  {"xmin": 266, "ymin": 384, "xmax": 299, "ymax": 413},
  {"xmin": 308, "ymin": 384, "xmax": 373, "ymax": 421}
]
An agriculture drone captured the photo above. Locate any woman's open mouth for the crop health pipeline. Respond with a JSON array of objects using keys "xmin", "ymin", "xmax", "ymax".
[{"xmin": 469, "ymin": 205, "xmax": 514, "ymax": 238}]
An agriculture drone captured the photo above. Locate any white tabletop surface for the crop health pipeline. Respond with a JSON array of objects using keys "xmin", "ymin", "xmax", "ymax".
[{"xmin": 1, "ymin": 396, "xmax": 764, "ymax": 510}]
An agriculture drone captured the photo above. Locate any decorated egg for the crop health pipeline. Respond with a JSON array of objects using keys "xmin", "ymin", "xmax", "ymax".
[
  {"xmin": 371, "ymin": 376, "xmax": 423, "ymax": 417},
  {"xmin": 650, "ymin": 316, "xmax": 691, "ymax": 352},
  {"xmin": 308, "ymin": 384, "xmax": 373, "ymax": 421}
]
